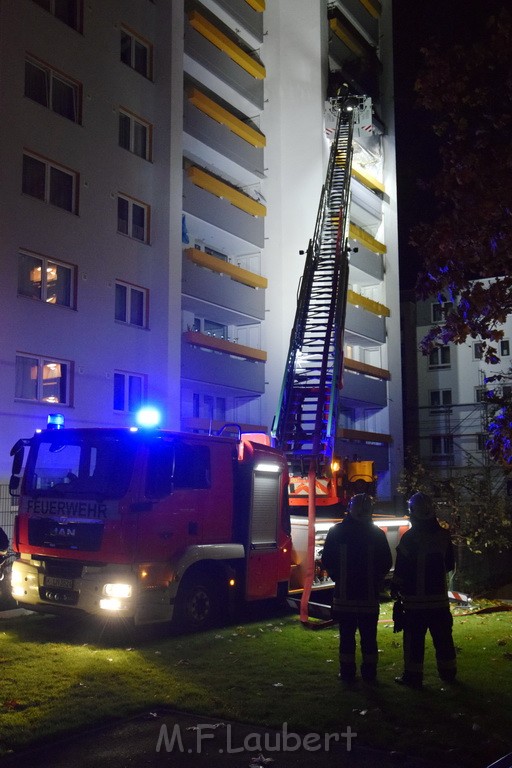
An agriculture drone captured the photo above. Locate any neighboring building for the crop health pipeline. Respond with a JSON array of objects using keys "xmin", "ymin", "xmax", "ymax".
[
  {"xmin": 0, "ymin": 1, "xmax": 402, "ymax": 509},
  {"xmin": 404, "ymin": 289, "xmax": 512, "ymax": 493}
]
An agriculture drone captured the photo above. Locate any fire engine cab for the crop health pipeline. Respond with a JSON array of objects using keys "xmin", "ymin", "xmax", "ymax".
[{"xmin": 9, "ymin": 417, "xmax": 291, "ymax": 631}]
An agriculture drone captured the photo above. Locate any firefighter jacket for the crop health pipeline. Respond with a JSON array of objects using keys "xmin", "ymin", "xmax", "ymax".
[
  {"xmin": 392, "ymin": 518, "xmax": 455, "ymax": 610},
  {"xmin": 321, "ymin": 515, "xmax": 392, "ymax": 614}
]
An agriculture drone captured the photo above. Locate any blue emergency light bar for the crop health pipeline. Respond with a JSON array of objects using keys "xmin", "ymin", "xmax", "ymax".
[
  {"xmin": 135, "ymin": 406, "xmax": 161, "ymax": 429},
  {"xmin": 47, "ymin": 413, "xmax": 65, "ymax": 430}
]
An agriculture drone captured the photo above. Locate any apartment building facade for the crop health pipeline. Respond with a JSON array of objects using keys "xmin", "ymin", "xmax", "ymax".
[
  {"xmin": 0, "ymin": 0, "xmax": 403, "ymax": 506},
  {"xmin": 405, "ymin": 291, "xmax": 512, "ymax": 489}
]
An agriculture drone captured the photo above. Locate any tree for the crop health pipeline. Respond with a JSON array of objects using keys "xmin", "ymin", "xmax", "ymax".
[
  {"xmin": 397, "ymin": 453, "xmax": 512, "ymax": 555},
  {"xmin": 410, "ymin": 7, "xmax": 512, "ymax": 463}
]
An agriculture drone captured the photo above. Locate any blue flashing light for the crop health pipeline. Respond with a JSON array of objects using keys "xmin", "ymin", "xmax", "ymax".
[
  {"xmin": 47, "ymin": 413, "xmax": 65, "ymax": 430},
  {"xmin": 135, "ymin": 406, "xmax": 162, "ymax": 429}
]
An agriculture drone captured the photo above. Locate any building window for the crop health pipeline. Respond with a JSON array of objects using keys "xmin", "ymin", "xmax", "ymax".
[
  {"xmin": 477, "ymin": 434, "xmax": 488, "ymax": 451},
  {"xmin": 119, "ymin": 109, "xmax": 151, "ymax": 160},
  {"xmin": 431, "ymin": 301, "xmax": 453, "ymax": 323},
  {"xmin": 15, "ymin": 354, "xmax": 71, "ymax": 404},
  {"xmin": 501, "ymin": 339, "xmax": 510, "ymax": 357},
  {"xmin": 25, "ymin": 56, "xmax": 81, "ymax": 123},
  {"xmin": 193, "ymin": 393, "xmax": 226, "ymax": 421},
  {"xmin": 117, "ymin": 195, "xmax": 149, "ymax": 242},
  {"xmin": 18, "ymin": 251, "xmax": 75, "ymax": 308},
  {"xmin": 428, "ymin": 345, "xmax": 450, "ymax": 368},
  {"xmin": 115, "ymin": 281, "xmax": 148, "ymax": 327},
  {"xmin": 113, "ymin": 371, "xmax": 145, "ymax": 412},
  {"xmin": 120, "ymin": 27, "xmax": 152, "ymax": 78},
  {"xmin": 475, "ymin": 386, "xmax": 488, "ymax": 403},
  {"xmin": 22, "ymin": 152, "xmax": 78, "ymax": 213},
  {"xmin": 430, "ymin": 389, "xmax": 452, "ymax": 409},
  {"xmin": 32, "ymin": 0, "xmax": 83, "ymax": 32},
  {"xmin": 473, "ymin": 342, "xmax": 484, "ymax": 360},
  {"xmin": 431, "ymin": 435, "xmax": 454, "ymax": 456}
]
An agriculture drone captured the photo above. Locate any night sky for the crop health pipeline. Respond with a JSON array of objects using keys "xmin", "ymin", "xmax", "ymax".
[{"xmin": 392, "ymin": 0, "xmax": 505, "ymax": 291}]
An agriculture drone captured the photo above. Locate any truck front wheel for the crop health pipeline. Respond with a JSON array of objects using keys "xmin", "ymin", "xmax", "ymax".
[{"xmin": 173, "ymin": 571, "xmax": 223, "ymax": 633}]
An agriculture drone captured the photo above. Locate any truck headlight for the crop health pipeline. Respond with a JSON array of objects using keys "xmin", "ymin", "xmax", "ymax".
[{"xmin": 103, "ymin": 583, "xmax": 132, "ymax": 599}]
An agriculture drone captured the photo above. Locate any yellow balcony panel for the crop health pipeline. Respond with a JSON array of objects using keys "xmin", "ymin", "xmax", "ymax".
[
  {"xmin": 183, "ymin": 330, "xmax": 267, "ymax": 362},
  {"xmin": 349, "ymin": 222, "xmax": 386, "ymax": 254},
  {"xmin": 329, "ymin": 17, "xmax": 365, "ymax": 57},
  {"xmin": 184, "ymin": 247, "xmax": 268, "ymax": 289},
  {"xmin": 188, "ymin": 11, "xmax": 266, "ymax": 80},
  {"xmin": 244, "ymin": 0, "xmax": 265, "ymax": 11},
  {"xmin": 347, "ymin": 289, "xmax": 390, "ymax": 317},
  {"xmin": 187, "ymin": 88, "xmax": 266, "ymax": 148},
  {"xmin": 352, "ymin": 167, "xmax": 385, "ymax": 194},
  {"xmin": 344, "ymin": 358, "xmax": 390, "ymax": 380},
  {"xmin": 358, "ymin": 0, "xmax": 382, "ymax": 19},
  {"xmin": 187, "ymin": 166, "xmax": 266, "ymax": 217},
  {"xmin": 338, "ymin": 427, "xmax": 392, "ymax": 444}
]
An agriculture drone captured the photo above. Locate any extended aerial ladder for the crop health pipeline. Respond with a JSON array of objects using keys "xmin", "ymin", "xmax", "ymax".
[{"xmin": 272, "ymin": 91, "xmax": 369, "ymax": 622}]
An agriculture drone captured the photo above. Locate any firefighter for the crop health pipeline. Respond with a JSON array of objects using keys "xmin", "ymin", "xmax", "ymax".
[
  {"xmin": 392, "ymin": 492, "xmax": 457, "ymax": 689},
  {"xmin": 321, "ymin": 493, "xmax": 392, "ymax": 683}
]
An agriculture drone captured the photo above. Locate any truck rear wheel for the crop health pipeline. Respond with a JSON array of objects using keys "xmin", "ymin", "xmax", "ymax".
[{"xmin": 173, "ymin": 571, "xmax": 223, "ymax": 633}]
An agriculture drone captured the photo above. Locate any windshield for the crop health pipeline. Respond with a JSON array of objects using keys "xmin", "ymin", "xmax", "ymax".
[{"xmin": 25, "ymin": 432, "xmax": 137, "ymax": 499}]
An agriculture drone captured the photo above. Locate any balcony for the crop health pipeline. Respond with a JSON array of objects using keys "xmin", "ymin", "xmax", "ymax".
[
  {"xmin": 203, "ymin": 0, "xmax": 264, "ymax": 50},
  {"xmin": 182, "ymin": 248, "xmax": 266, "ymax": 323},
  {"xmin": 181, "ymin": 416, "xmax": 268, "ymax": 435},
  {"xmin": 341, "ymin": 367, "xmax": 387, "ymax": 407},
  {"xmin": 327, "ymin": 6, "xmax": 381, "ymax": 98},
  {"xmin": 182, "ymin": 331, "xmax": 266, "ymax": 393},
  {"xmin": 349, "ymin": 177, "xmax": 383, "ymax": 234},
  {"xmin": 183, "ymin": 166, "xmax": 265, "ymax": 248},
  {"xmin": 184, "ymin": 87, "xmax": 265, "ymax": 186},
  {"xmin": 184, "ymin": 9, "xmax": 265, "ymax": 113},
  {"xmin": 345, "ymin": 299, "xmax": 387, "ymax": 347},
  {"xmin": 328, "ymin": 0, "xmax": 380, "ymax": 44}
]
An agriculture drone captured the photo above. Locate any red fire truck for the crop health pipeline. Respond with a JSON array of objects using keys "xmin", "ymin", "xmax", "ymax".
[{"xmin": 9, "ymin": 418, "xmax": 292, "ymax": 631}]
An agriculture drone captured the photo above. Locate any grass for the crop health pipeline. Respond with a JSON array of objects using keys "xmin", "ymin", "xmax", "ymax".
[{"xmin": 0, "ymin": 599, "xmax": 511, "ymax": 766}]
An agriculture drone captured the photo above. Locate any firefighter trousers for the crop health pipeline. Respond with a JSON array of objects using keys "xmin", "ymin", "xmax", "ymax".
[
  {"xmin": 337, "ymin": 611, "xmax": 379, "ymax": 682},
  {"xmin": 402, "ymin": 607, "xmax": 457, "ymax": 685}
]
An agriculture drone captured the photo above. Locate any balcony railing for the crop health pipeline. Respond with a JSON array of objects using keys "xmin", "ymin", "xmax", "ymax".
[
  {"xmin": 348, "ymin": 222, "xmax": 386, "ymax": 254},
  {"xmin": 183, "ymin": 330, "xmax": 267, "ymax": 361},
  {"xmin": 184, "ymin": 247, "xmax": 267, "ymax": 289},
  {"xmin": 186, "ymin": 87, "xmax": 266, "ymax": 148},
  {"xmin": 347, "ymin": 289, "xmax": 389, "ymax": 317},
  {"xmin": 186, "ymin": 166, "xmax": 266, "ymax": 217},
  {"xmin": 344, "ymin": 358, "xmax": 390, "ymax": 380},
  {"xmin": 188, "ymin": 10, "xmax": 266, "ymax": 79}
]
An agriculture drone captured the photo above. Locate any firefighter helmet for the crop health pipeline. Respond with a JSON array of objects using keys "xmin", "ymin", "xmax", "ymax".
[
  {"xmin": 348, "ymin": 493, "xmax": 373, "ymax": 521},
  {"xmin": 407, "ymin": 492, "xmax": 435, "ymax": 521}
]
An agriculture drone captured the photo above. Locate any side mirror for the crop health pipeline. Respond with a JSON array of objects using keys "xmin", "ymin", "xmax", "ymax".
[{"xmin": 9, "ymin": 439, "xmax": 28, "ymax": 498}]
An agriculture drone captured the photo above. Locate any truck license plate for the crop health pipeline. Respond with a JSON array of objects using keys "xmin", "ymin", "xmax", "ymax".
[{"xmin": 44, "ymin": 576, "xmax": 74, "ymax": 590}]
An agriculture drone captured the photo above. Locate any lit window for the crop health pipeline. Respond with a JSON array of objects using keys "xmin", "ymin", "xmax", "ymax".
[
  {"xmin": 117, "ymin": 195, "xmax": 149, "ymax": 243},
  {"xmin": 18, "ymin": 251, "xmax": 75, "ymax": 308},
  {"xmin": 15, "ymin": 354, "xmax": 71, "ymax": 404},
  {"xmin": 428, "ymin": 345, "xmax": 450, "ymax": 368},
  {"xmin": 120, "ymin": 27, "xmax": 152, "ymax": 78},
  {"xmin": 22, "ymin": 152, "xmax": 78, "ymax": 213},
  {"xmin": 32, "ymin": 0, "xmax": 83, "ymax": 31},
  {"xmin": 25, "ymin": 57, "xmax": 81, "ymax": 122},
  {"xmin": 115, "ymin": 281, "xmax": 148, "ymax": 327},
  {"xmin": 119, "ymin": 109, "xmax": 151, "ymax": 160},
  {"xmin": 113, "ymin": 371, "xmax": 145, "ymax": 412}
]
